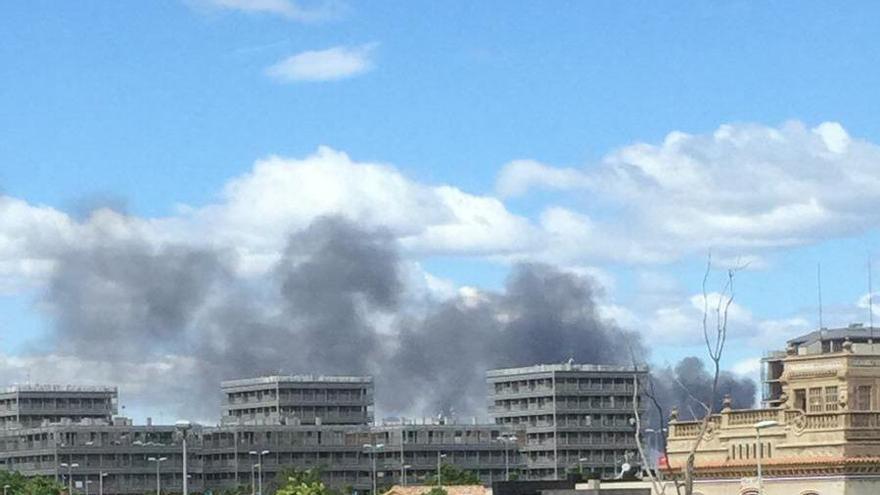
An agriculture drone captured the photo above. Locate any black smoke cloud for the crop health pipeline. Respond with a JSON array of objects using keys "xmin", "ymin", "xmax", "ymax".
[
  {"xmin": 652, "ymin": 356, "xmax": 757, "ymax": 420},
  {"xmin": 32, "ymin": 214, "xmax": 754, "ymax": 422}
]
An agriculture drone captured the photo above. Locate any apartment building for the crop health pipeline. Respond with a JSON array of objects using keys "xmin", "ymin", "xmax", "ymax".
[
  {"xmin": 487, "ymin": 363, "xmax": 647, "ymax": 481},
  {"xmin": 0, "ymin": 375, "xmax": 522, "ymax": 494},
  {"xmin": 0, "ymin": 385, "xmax": 118, "ymax": 429},
  {"xmin": 201, "ymin": 421, "xmax": 520, "ymax": 493},
  {"xmin": 221, "ymin": 375, "xmax": 374, "ymax": 426},
  {"xmin": 0, "ymin": 423, "xmax": 202, "ymax": 495}
]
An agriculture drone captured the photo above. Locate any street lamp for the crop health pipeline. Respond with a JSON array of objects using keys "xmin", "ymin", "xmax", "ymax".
[
  {"xmin": 148, "ymin": 457, "xmax": 168, "ymax": 495},
  {"xmin": 175, "ymin": 421, "xmax": 192, "ymax": 495},
  {"xmin": 401, "ymin": 465, "xmax": 411, "ymax": 487},
  {"xmin": 578, "ymin": 457, "xmax": 588, "ymax": 476},
  {"xmin": 60, "ymin": 462, "xmax": 79, "ymax": 495},
  {"xmin": 436, "ymin": 453, "xmax": 447, "ymax": 488},
  {"xmin": 4, "ymin": 483, "xmax": 10, "ymax": 495},
  {"xmin": 84, "ymin": 480, "xmax": 93, "ymax": 495},
  {"xmin": 249, "ymin": 450, "xmax": 270, "ymax": 495},
  {"xmin": 98, "ymin": 472, "xmax": 108, "ymax": 495},
  {"xmin": 754, "ymin": 420, "xmax": 778, "ymax": 495},
  {"xmin": 498, "ymin": 435, "xmax": 517, "ymax": 481},
  {"xmin": 363, "ymin": 443, "xmax": 384, "ymax": 495}
]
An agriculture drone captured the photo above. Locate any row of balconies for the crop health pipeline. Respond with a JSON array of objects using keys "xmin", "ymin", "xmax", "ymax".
[
  {"xmin": 224, "ymin": 393, "xmax": 372, "ymax": 405},
  {"xmin": 489, "ymin": 402, "xmax": 635, "ymax": 413}
]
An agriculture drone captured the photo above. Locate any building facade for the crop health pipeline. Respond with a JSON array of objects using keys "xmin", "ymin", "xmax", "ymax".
[
  {"xmin": 0, "ymin": 385, "xmax": 118, "ymax": 429},
  {"xmin": 665, "ymin": 326, "xmax": 880, "ymax": 495},
  {"xmin": 487, "ymin": 364, "xmax": 647, "ymax": 481},
  {"xmin": 0, "ymin": 375, "xmax": 522, "ymax": 495},
  {"xmin": 220, "ymin": 375, "xmax": 374, "ymax": 426}
]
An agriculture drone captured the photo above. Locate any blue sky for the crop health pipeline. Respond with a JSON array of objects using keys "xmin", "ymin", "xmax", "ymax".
[{"xmin": 2, "ymin": 1, "xmax": 880, "ymax": 418}]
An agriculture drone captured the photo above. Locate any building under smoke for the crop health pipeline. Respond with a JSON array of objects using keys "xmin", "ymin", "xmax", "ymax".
[{"xmin": 487, "ymin": 363, "xmax": 647, "ymax": 480}]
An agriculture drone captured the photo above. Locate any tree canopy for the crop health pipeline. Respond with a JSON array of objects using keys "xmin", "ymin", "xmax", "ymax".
[
  {"xmin": 425, "ymin": 464, "xmax": 480, "ymax": 486},
  {"xmin": 0, "ymin": 471, "xmax": 66, "ymax": 495}
]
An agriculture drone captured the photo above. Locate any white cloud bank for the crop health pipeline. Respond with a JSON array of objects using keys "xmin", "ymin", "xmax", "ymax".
[
  {"xmin": 0, "ymin": 146, "xmax": 536, "ymax": 289},
  {"xmin": 498, "ymin": 121, "xmax": 880, "ymax": 263},
  {"xmin": 266, "ymin": 43, "xmax": 377, "ymax": 82}
]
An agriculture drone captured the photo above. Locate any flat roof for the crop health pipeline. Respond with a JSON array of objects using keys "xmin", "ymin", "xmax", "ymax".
[
  {"xmin": 486, "ymin": 363, "xmax": 646, "ymax": 378},
  {"xmin": 2, "ymin": 384, "xmax": 118, "ymax": 394},
  {"xmin": 788, "ymin": 325, "xmax": 880, "ymax": 347},
  {"xmin": 221, "ymin": 375, "xmax": 373, "ymax": 388}
]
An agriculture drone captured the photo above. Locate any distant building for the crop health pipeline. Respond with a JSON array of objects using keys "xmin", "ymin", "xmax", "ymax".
[
  {"xmin": 487, "ymin": 363, "xmax": 647, "ymax": 480},
  {"xmin": 221, "ymin": 375, "xmax": 374, "ymax": 425},
  {"xmin": 0, "ymin": 384, "xmax": 117, "ymax": 429},
  {"xmin": 0, "ymin": 374, "xmax": 521, "ymax": 495},
  {"xmin": 666, "ymin": 325, "xmax": 880, "ymax": 495}
]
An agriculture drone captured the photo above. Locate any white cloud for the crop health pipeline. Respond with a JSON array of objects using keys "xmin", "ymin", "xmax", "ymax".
[
  {"xmin": 0, "ymin": 146, "xmax": 534, "ymax": 287},
  {"xmin": 197, "ymin": 0, "xmax": 342, "ymax": 22},
  {"xmin": 496, "ymin": 121, "xmax": 880, "ymax": 263},
  {"xmin": 496, "ymin": 159, "xmax": 592, "ymax": 198},
  {"xmin": 731, "ymin": 357, "xmax": 761, "ymax": 376},
  {"xmin": 266, "ymin": 43, "xmax": 377, "ymax": 82}
]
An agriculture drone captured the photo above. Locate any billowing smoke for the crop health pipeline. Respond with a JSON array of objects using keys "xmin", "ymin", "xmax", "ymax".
[
  {"xmin": 655, "ymin": 356, "xmax": 756, "ymax": 417},
  {"xmin": 28, "ymin": 214, "xmax": 752, "ymax": 423}
]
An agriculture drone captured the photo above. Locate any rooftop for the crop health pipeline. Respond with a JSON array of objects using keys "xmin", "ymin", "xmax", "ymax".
[
  {"xmin": 221, "ymin": 374, "xmax": 373, "ymax": 388},
  {"xmin": 486, "ymin": 363, "xmax": 646, "ymax": 378},
  {"xmin": 2, "ymin": 384, "xmax": 118, "ymax": 394},
  {"xmin": 788, "ymin": 324, "xmax": 880, "ymax": 347}
]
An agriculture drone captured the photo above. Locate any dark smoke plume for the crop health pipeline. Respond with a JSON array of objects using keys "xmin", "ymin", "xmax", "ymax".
[
  {"xmin": 29, "ymin": 214, "xmax": 754, "ymax": 422},
  {"xmin": 650, "ymin": 356, "xmax": 756, "ymax": 423}
]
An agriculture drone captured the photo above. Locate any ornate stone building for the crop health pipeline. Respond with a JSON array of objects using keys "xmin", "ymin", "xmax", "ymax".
[{"xmin": 664, "ymin": 326, "xmax": 880, "ymax": 495}]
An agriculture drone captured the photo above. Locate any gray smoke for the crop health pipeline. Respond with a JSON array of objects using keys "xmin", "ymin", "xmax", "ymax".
[
  {"xmin": 31, "ymin": 214, "xmax": 753, "ymax": 422},
  {"xmin": 651, "ymin": 356, "xmax": 757, "ymax": 422},
  {"xmin": 381, "ymin": 263, "xmax": 645, "ymax": 416}
]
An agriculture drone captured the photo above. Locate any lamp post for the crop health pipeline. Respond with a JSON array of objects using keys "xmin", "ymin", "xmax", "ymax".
[
  {"xmin": 401, "ymin": 465, "xmax": 411, "ymax": 487},
  {"xmin": 250, "ymin": 463, "xmax": 257, "ymax": 495},
  {"xmin": 175, "ymin": 421, "xmax": 192, "ymax": 495},
  {"xmin": 754, "ymin": 420, "xmax": 778, "ymax": 495},
  {"xmin": 498, "ymin": 434, "xmax": 517, "ymax": 481},
  {"xmin": 4, "ymin": 483, "xmax": 10, "ymax": 495},
  {"xmin": 363, "ymin": 443, "xmax": 384, "ymax": 495},
  {"xmin": 148, "ymin": 457, "xmax": 168, "ymax": 495},
  {"xmin": 249, "ymin": 450, "xmax": 269, "ymax": 495},
  {"xmin": 60, "ymin": 462, "xmax": 79, "ymax": 495},
  {"xmin": 436, "ymin": 453, "xmax": 447, "ymax": 488},
  {"xmin": 99, "ymin": 472, "xmax": 107, "ymax": 495},
  {"xmin": 84, "ymin": 480, "xmax": 92, "ymax": 495},
  {"xmin": 578, "ymin": 457, "xmax": 588, "ymax": 477}
]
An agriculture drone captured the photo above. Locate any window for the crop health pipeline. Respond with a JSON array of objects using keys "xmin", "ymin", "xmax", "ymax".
[
  {"xmin": 808, "ymin": 387, "xmax": 823, "ymax": 413},
  {"xmin": 825, "ymin": 386, "xmax": 839, "ymax": 411},
  {"xmin": 794, "ymin": 389, "xmax": 806, "ymax": 411},
  {"xmin": 855, "ymin": 385, "xmax": 873, "ymax": 411}
]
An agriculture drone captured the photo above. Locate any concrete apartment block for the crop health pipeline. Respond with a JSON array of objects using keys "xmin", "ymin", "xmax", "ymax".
[
  {"xmin": 0, "ymin": 385, "xmax": 118, "ymax": 429},
  {"xmin": 487, "ymin": 363, "xmax": 647, "ymax": 480},
  {"xmin": 221, "ymin": 375, "xmax": 374, "ymax": 426}
]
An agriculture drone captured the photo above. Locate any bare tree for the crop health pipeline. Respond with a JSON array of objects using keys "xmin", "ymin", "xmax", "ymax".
[
  {"xmin": 631, "ymin": 372, "xmax": 681, "ymax": 495},
  {"xmin": 630, "ymin": 255, "xmax": 739, "ymax": 495}
]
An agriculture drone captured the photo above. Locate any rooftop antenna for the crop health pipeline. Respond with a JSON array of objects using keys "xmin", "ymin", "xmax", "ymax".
[{"xmin": 817, "ymin": 262, "xmax": 824, "ymax": 330}]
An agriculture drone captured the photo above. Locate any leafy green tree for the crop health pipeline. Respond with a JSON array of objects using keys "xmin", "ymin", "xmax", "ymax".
[
  {"xmin": 219, "ymin": 485, "xmax": 251, "ymax": 495},
  {"xmin": 273, "ymin": 467, "xmax": 343, "ymax": 495},
  {"xmin": 425, "ymin": 465, "xmax": 480, "ymax": 486},
  {"xmin": 0, "ymin": 471, "xmax": 65, "ymax": 495}
]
